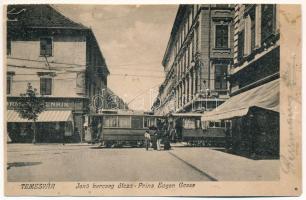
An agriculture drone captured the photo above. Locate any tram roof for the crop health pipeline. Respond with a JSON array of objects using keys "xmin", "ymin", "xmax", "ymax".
[
  {"xmin": 88, "ymin": 109, "xmax": 163, "ymax": 117},
  {"xmin": 169, "ymin": 113, "xmax": 203, "ymax": 117}
]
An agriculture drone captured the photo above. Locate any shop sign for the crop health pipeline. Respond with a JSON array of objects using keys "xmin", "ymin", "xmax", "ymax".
[{"xmin": 8, "ymin": 98, "xmax": 84, "ymax": 110}]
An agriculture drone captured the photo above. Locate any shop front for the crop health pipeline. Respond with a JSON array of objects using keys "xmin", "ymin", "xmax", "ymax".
[
  {"xmin": 7, "ymin": 110, "xmax": 75, "ymax": 143},
  {"xmin": 201, "ymin": 79, "xmax": 279, "ymax": 158},
  {"xmin": 7, "ymin": 97, "xmax": 88, "ymax": 143}
]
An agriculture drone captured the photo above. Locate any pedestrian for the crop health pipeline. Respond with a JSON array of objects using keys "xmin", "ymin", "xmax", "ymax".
[
  {"xmin": 156, "ymin": 129, "xmax": 162, "ymax": 151},
  {"xmin": 144, "ymin": 130, "xmax": 151, "ymax": 151},
  {"xmin": 151, "ymin": 127, "xmax": 158, "ymax": 150},
  {"xmin": 170, "ymin": 127, "xmax": 177, "ymax": 143},
  {"xmin": 163, "ymin": 130, "xmax": 171, "ymax": 150}
]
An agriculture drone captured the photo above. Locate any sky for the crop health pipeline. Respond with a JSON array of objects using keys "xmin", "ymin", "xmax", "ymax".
[{"xmin": 54, "ymin": 5, "xmax": 178, "ymax": 111}]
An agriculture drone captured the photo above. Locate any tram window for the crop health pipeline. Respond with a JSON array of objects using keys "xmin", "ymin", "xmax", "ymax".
[
  {"xmin": 209, "ymin": 121, "xmax": 214, "ymax": 127},
  {"xmin": 196, "ymin": 120, "xmax": 201, "ymax": 129},
  {"xmin": 226, "ymin": 121, "xmax": 231, "ymax": 128},
  {"xmin": 215, "ymin": 122, "xmax": 221, "ymax": 127},
  {"xmin": 118, "ymin": 116, "xmax": 130, "ymax": 128},
  {"xmin": 131, "ymin": 116, "xmax": 143, "ymax": 129},
  {"xmin": 221, "ymin": 121, "xmax": 225, "ymax": 128},
  {"xmin": 104, "ymin": 116, "xmax": 118, "ymax": 128},
  {"xmin": 183, "ymin": 118, "xmax": 196, "ymax": 129},
  {"xmin": 144, "ymin": 117, "xmax": 155, "ymax": 128}
]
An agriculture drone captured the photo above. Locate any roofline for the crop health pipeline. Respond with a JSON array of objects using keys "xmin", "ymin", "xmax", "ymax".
[
  {"xmin": 87, "ymin": 29, "xmax": 110, "ymax": 75},
  {"xmin": 161, "ymin": 5, "xmax": 186, "ymax": 67},
  {"xmin": 49, "ymin": 5, "xmax": 89, "ymax": 30}
]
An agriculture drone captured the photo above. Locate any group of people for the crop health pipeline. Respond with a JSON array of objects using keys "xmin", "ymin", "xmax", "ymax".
[{"xmin": 144, "ymin": 124, "xmax": 177, "ymax": 151}]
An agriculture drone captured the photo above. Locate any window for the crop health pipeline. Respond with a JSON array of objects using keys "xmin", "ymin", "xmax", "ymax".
[
  {"xmin": 216, "ymin": 4, "xmax": 229, "ymax": 8},
  {"xmin": 215, "ymin": 25, "xmax": 229, "ymax": 48},
  {"xmin": 40, "ymin": 77, "xmax": 52, "ymax": 95},
  {"xmin": 209, "ymin": 121, "xmax": 214, "ymax": 127},
  {"xmin": 215, "ymin": 64, "xmax": 227, "ymax": 90},
  {"xmin": 196, "ymin": 120, "xmax": 201, "ymax": 129},
  {"xmin": 250, "ymin": 9, "xmax": 256, "ymax": 50},
  {"xmin": 215, "ymin": 121, "xmax": 221, "ymax": 127},
  {"xmin": 189, "ymin": 12, "xmax": 192, "ymax": 29},
  {"xmin": 183, "ymin": 118, "xmax": 196, "ymax": 129},
  {"xmin": 7, "ymin": 38, "xmax": 11, "ymax": 55},
  {"xmin": 237, "ymin": 30, "xmax": 245, "ymax": 61},
  {"xmin": 103, "ymin": 116, "xmax": 118, "ymax": 128},
  {"xmin": 195, "ymin": 24, "xmax": 199, "ymax": 52},
  {"xmin": 261, "ymin": 5, "xmax": 276, "ymax": 43},
  {"xmin": 40, "ymin": 37, "xmax": 53, "ymax": 56},
  {"xmin": 7, "ymin": 76, "xmax": 12, "ymax": 95},
  {"xmin": 144, "ymin": 117, "xmax": 156, "ymax": 128},
  {"xmin": 131, "ymin": 116, "xmax": 143, "ymax": 129},
  {"xmin": 118, "ymin": 116, "xmax": 130, "ymax": 128}
]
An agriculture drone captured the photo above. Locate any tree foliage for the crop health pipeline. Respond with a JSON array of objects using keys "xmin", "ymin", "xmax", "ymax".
[{"xmin": 16, "ymin": 83, "xmax": 46, "ymax": 121}]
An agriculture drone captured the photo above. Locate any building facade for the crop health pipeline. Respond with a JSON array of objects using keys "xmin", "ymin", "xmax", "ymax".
[
  {"xmin": 153, "ymin": 4, "xmax": 234, "ymax": 115},
  {"xmin": 6, "ymin": 5, "xmax": 109, "ymax": 143},
  {"xmin": 202, "ymin": 4, "xmax": 280, "ymax": 157}
]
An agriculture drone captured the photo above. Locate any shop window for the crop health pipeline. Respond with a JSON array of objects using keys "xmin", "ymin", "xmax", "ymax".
[
  {"xmin": 131, "ymin": 116, "xmax": 143, "ymax": 129},
  {"xmin": 237, "ymin": 30, "xmax": 245, "ymax": 61},
  {"xmin": 215, "ymin": 64, "xmax": 227, "ymax": 90},
  {"xmin": 40, "ymin": 37, "xmax": 53, "ymax": 57},
  {"xmin": 261, "ymin": 5, "xmax": 276, "ymax": 43},
  {"xmin": 118, "ymin": 116, "xmax": 130, "ymax": 128},
  {"xmin": 215, "ymin": 25, "xmax": 229, "ymax": 48},
  {"xmin": 40, "ymin": 77, "xmax": 52, "ymax": 95}
]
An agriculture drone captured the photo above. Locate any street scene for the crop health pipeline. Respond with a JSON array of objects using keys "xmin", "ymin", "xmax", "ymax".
[{"xmin": 6, "ymin": 4, "xmax": 280, "ymax": 182}]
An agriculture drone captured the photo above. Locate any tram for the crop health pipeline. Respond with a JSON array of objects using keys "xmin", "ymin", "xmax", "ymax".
[
  {"xmin": 169, "ymin": 113, "xmax": 230, "ymax": 147},
  {"xmin": 84, "ymin": 110, "xmax": 163, "ymax": 147}
]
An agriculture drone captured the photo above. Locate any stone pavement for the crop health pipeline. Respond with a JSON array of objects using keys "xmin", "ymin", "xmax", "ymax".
[
  {"xmin": 170, "ymin": 147, "xmax": 280, "ymax": 181},
  {"xmin": 6, "ymin": 143, "xmax": 279, "ymax": 182}
]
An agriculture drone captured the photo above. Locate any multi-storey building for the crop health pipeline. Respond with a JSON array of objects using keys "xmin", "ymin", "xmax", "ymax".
[
  {"xmin": 6, "ymin": 5, "xmax": 109, "ymax": 143},
  {"xmin": 104, "ymin": 88, "xmax": 129, "ymax": 110},
  {"xmin": 202, "ymin": 4, "xmax": 280, "ymax": 157},
  {"xmin": 153, "ymin": 4, "xmax": 234, "ymax": 115}
]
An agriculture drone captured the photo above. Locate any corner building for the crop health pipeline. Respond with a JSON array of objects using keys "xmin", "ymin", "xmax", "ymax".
[
  {"xmin": 153, "ymin": 5, "xmax": 234, "ymax": 115},
  {"xmin": 6, "ymin": 5, "xmax": 109, "ymax": 143}
]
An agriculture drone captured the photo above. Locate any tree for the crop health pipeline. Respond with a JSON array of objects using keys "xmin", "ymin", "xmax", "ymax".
[{"xmin": 16, "ymin": 83, "xmax": 46, "ymax": 144}]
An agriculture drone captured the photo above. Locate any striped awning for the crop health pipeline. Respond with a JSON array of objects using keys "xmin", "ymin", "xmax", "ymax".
[{"xmin": 7, "ymin": 110, "xmax": 73, "ymax": 123}]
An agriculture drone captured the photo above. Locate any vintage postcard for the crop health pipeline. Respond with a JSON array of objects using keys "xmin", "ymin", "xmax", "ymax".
[{"xmin": 3, "ymin": 1, "xmax": 302, "ymax": 196}]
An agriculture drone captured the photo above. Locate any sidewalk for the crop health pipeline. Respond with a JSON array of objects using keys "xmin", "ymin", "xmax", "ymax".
[{"xmin": 170, "ymin": 147, "xmax": 280, "ymax": 181}]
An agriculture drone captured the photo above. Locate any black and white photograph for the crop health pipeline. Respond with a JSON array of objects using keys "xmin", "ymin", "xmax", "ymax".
[{"xmin": 3, "ymin": 2, "xmax": 302, "ymax": 196}]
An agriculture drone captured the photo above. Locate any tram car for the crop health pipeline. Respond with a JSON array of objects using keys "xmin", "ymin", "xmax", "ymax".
[
  {"xmin": 85, "ymin": 110, "xmax": 163, "ymax": 147},
  {"xmin": 169, "ymin": 113, "xmax": 230, "ymax": 147}
]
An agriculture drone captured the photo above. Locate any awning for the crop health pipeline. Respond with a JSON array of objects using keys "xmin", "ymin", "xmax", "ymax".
[
  {"xmin": 7, "ymin": 110, "xmax": 73, "ymax": 123},
  {"xmin": 201, "ymin": 79, "xmax": 279, "ymax": 121}
]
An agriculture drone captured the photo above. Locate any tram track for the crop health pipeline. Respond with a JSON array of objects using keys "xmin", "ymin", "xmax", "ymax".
[{"xmin": 168, "ymin": 151, "xmax": 218, "ymax": 181}]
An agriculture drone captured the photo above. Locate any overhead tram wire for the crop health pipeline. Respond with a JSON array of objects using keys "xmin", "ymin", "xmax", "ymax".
[
  {"xmin": 126, "ymin": 83, "xmax": 161, "ymax": 106},
  {"xmin": 8, "ymin": 57, "xmax": 165, "ymax": 72}
]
